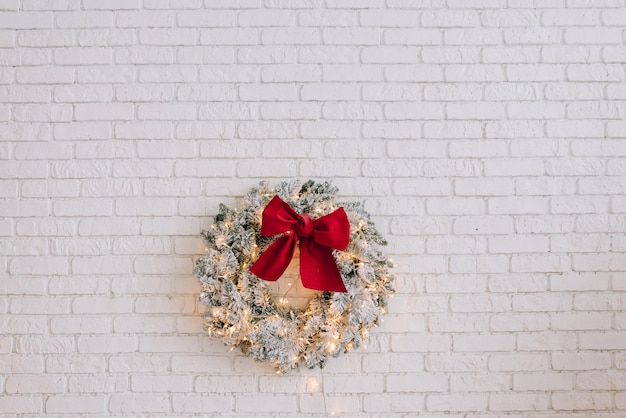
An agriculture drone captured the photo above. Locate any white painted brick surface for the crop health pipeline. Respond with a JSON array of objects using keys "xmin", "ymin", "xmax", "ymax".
[{"xmin": 0, "ymin": 1, "xmax": 625, "ymax": 416}]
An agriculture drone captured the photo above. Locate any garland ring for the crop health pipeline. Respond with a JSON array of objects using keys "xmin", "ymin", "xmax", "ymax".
[{"xmin": 194, "ymin": 180, "xmax": 395, "ymax": 374}]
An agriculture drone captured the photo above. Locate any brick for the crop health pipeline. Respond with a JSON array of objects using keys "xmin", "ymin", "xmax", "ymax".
[
  {"xmin": 488, "ymin": 235, "xmax": 549, "ymax": 254},
  {"xmin": 384, "ymin": 28, "xmax": 440, "ymax": 46},
  {"xmin": 16, "ymin": 66, "xmax": 74, "ymax": 84},
  {"xmin": 580, "ymin": 332, "xmax": 626, "ymax": 350},
  {"xmin": 109, "ymin": 394, "xmax": 171, "ymax": 413},
  {"xmin": 53, "ymin": 198, "xmax": 112, "ymax": 216},
  {"xmin": 517, "ymin": 332, "xmax": 577, "ymax": 351},
  {"xmin": 453, "ymin": 216, "xmax": 514, "ymax": 235},
  {"xmin": 451, "ymin": 374, "xmax": 509, "ymax": 392},
  {"xmin": 235, "ymin": 395, "xmax": 297, "ymax": 413},
  {"xmin": 388, "ymin": 294, "xmax": 446, "ymax": 314},
  {"xmin": 0, "ymin": 396, "xmax": 43, "ymax": 413},
  {"xmin": 75, "ymin": 103, "xmax": 133, "ymax": 121},
  {"xmin": 1, "ymin": 85, "xmax": 51, "ymax": 103},
  {"xmin": 82, "ymin": 0, "xmax": 138, "ymax": 9},
  {"xmin": 14, "ymin": 336, "xmax": 74, "ymax": 354},
  {"xmin": 450, "ymin": 255, "xmax": 510, "ymax": 274},
  {"xmin": 54, "ymin": 122, "xmax": 111, "ymax": 140},
  {"xmin": 9, "ymin": 141, "xmax": 68, "ymax": 162},
  {"xmin": 481, "ymin": 9, "xmax": 539, "ymax": 27},
  {"xmin": 447, "ymin": 102, "xmax": 505, "ymax": 120},
  {"xmin": 486, "ymin": 120, "xmax": 544, "ymax": 138},
  {"xmin": 113, "ymin": 160, "xmax": 173, "ymax": 178},
  {"xmin": 0, "ymin": 11, "xmax": 52, "ymax": 28},
  {"xmin": 552, "ymin": 312, "xmax": 611, "ymax": 331},
  {"xmin": 298, "ymin": 46, "xmax": 356, "ymax": 63},
  {"xmin": 450, "ymin": 294, "xmax": 510, "ymax": 312},
  {"xmin": 140, "ymin": 65, "xmax": 197, "ymax": 82},
  {"xmin": 9, "ymin": 257, "xmax": 68, "ymax": 276},
  {"xmin": 552, "ymin": 196, "xmax": 607, "ymax": 214},
  {"xmin": 138, "ymin": 28, "xmax": 196, "ymax": 46},
  {"xmin": 568, "ymin": 64, "xmax": 625, "ymax": 81},
  {"xmin": 51, "ymin": 237, "xmax": 109, "ymax": 255},
  {"xmin": 77, "ymin": 336, "xmax": 135, "ymax": 353},
  {"xmin": 426, "ymin": 237, "xmax": 487, "ymax": 255},
  {"xmin": 238, "ymin": 9, "xmax": 295, "ymax": 26},
  {"xmin": 507, "ymin": 101, "xmax": 564, "ymax": 119},
  {"xmin": 301, "ymin": 83, "xmax": 359, "ymax": 100},
  {"xmin": 131, "ymin": 374, "xmax": 192, "ymax": 392},
  {"xmin": 422, "ymin": 46, "xmax": 481, "ymax": 64},
  {"xmin": 387, "ymin": 374, "xmax": 447, "ymax": 392},
  {"xmin": 54, "ymin": 85, "xmax": 112, "ymax": 103},
  {"xmin": 51, "ymin": 316, "xmax": 110, "ymax": 334},
  {"xmin": 422, "ymin": 9, "xmax": 479, "ymax": 27},
  {"xmin": 513, "ymin": 373, "xmax": 573, "ymax": 391},
  {"xmin": 490, "ymin": 313, "xmax": 549, "ymax": 332},
  {"xmin": 137, "ymin": 103, "xmax": 197, "ymax": 120},
  {"xmin": 453, "ymin": 334, "xmax": 515, "ymax": 352},
  {"xmin": 367, "ymin": 46, "xmax": 423, "ymax": 64},
  {"xmin": 172, "ymin": 395, "xmax": 233, "ymax": 413},
  {"xmin": 386, "ymin": 64, "xmax": 443, "ymax": 82},
  {"xmin": 446, "ymin": 64, "xmax": 505, "ymax": 82},
  {"xmin": 513, "ymin": 293, "xmax": 572, "ymax": 312},
  {"xmin": 488, "ymin": 197, "xmax": 548, "ymax": 215},
  {"xmin": 553, "ymin": 352, "xmax": 611, "ymax": 371},
  {"xmin": 504, "ymin": 27, "xmax": 562, "ymax": 45},
  {"xmin": 427, "ymin": 197, "xmax": 484, "ymax": 215},
  {"xmin": 428, "ymin": 314, "xmax": 488, "ymax": 333},
  {"xmin": 68, "ymin": 375, "xmax": 127, "ymax": 393},
  {"xmin": 444, "ymin": 28, "xmax": 501, "ymax": 45},
  {"xmin": 425, "ymin": 121, "xmax": 483, "ymax": 139},
  {"xmin": 489, "ymin": 394, "xmax": 549, "ymax": 411},
  {"xmin": 54, "ymin": 47, "xmax": 111, "ymax": 65},
  {"xmin": 516, "ymin": 177, "xmax": 576, "ymax": 196},
  {"xmin": 72, "ymin": 256, "xmax": 131, "ymax": 275},
  {"xmin": 551, "ymin": 272, "xmax": 610, "ymax": 290},
  {"xmin": 77, "ymin": 65, "xmax": 135, "ymax": 83},
  {"xmin": 577, "ymin": 372, "xmax": 626, "ymax": 390},
  {"xmin": 552, "ymin": 393, "xmax": 612, "ymax": 411},
  {"xmin": 0, "ymin": 315, "xmax": 46, "ymax": 333},
  {"xmin": 179, "ymin": 46, "xmax": 235, "ymax": 64},
  {"xmin": 512, "ymin": 254, "xmax": 570, "ymax": 273},
  {"xmin": 16, "ymin": 29, "xmax": 71, "ymax": 47},
  {"xmin": 5, "ymin": 376, "xmax": 65, "ymax": 394},
  {"xmin": 324, "ymin": 64, "xmax": 381, "ymax": 82},
  {"xmin": 57, "ymin": 11, "xmax": 112, "ymax": 28},
  {"xmin": 0, "ymin": 355, "xmax": 44, "ymax": 373},
  {"xmin": 117, "ymin": 84, "xmax": 175, "ymax": 102},
  {"xmin": 177, "ymin": 9, "xmax": 233, "ymax": 27},
  {"xmin": 516, "ymin": 215, "xmax": 574, "ymax": 234},
  {"xmin": 424, "ymin": 83, "xmax": 481, "ymax": 101},
  {"xmin": 115, "ymin": 122, "xmax": 173, "ymax": 140},
  {"xmin": 139, "ymin": 336, "xmax": 198, "ymax": 353},
  {"xmin": 489, "ymin": 354, "xmax": 550, "ymax": 371},
  {"xmin": 427, "ymin": 393, "xmax": 487, "ymax": 412}
]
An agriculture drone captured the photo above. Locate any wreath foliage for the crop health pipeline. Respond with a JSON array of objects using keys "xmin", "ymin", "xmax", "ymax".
[{"xmin": 194, "ymin": 180, "xmax": 395, "ymax": 374}]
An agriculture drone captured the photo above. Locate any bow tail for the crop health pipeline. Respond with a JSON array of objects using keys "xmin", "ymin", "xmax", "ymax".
[
  {"xmin": 250, "ymin": 234, "xmax": 297, "ymax": 281},
  {"xmin": 299, "ymin": 238, "xmax": 347, "ymax": 293}
]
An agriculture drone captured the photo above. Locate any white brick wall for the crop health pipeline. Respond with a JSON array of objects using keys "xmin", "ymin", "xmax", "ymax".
[{"xmin": 0, "ymin": 0, "xmax": 625, "ymax": 416}]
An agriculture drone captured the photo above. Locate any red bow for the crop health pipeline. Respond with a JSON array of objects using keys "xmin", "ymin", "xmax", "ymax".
[{"xmin": 249, "ymin": 195, "xmax": 350, "ymax": 293}]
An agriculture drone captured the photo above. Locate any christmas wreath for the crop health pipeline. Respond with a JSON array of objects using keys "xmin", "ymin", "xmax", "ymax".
[{"xmin": 194, "ymin": 180, "xmax": 395, "ymax": 374}]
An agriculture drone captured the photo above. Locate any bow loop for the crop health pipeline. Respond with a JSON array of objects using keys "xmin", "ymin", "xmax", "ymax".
[{"xmin": 250, "ymin": 195, "xmax": 350, "ymax": 293}]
